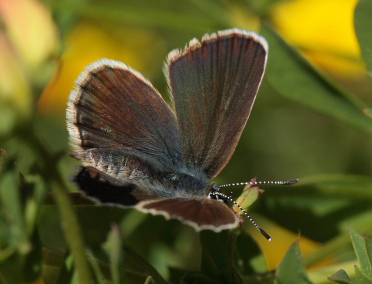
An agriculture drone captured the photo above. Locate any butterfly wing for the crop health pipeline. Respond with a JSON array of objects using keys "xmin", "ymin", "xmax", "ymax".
[
  {"xmin": 166, "ymin": 29, "xmax": 268, "ymax": 179},
  {"xmin": 76, "ymin": 167, "xmax": 241, "ymax": 232},
  {"xmin": 137, "ymin": 197, "xmax": 241, "ymax": 232},
  {"xmin": 67, "ymin": 59, "xmax": 182, "ymax": 173}
]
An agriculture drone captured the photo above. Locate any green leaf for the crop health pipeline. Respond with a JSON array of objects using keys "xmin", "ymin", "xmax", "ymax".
[
  {"xmin": 354, "ymin": 265, "xmax": 372, "ymax": 284},
  {"xmin": 199, "ymin": 230, "xmax": 241, "ymax": 283},
  {"xmin": 275, "ymin": 240, "xmax": 312, "ymax": 284},
  {"xmin": 123, "ymin": 245, "xmax": 168, "ymax": 284},
  {"xmin": 354, "ymin": 0, "xmax": 372, "ymax": 88},
  {"xmin": 0, "ymin": 159, "xmax": 44, "ymax": 283},
  {"xmin": 22, "ymin": 230, "xmax": 43, "ymax": 283},
  {"xmin": 365, "ymin": 237, "xmax": 372, "ymax": 269},
  {"xmin": 103, "ymin": 225, "xmax": 126, "ymax": 284},
  {"xmin": 349, "ymin": 228, "xmax": 372, "ymax": 279},
  {"xmin": 22, "ymin": 175, "xmax": 47, "ymax": 235},
  {"xmin": 86, "ymin": 249, "xmax": 110, "ymax": 284},
  {"xmin": 328, "ymin": 269, "xmax": 352, "ymax": 284},
  {"xmin": 261, "ymin": 25, "xmax": 372, "ymax": 134},
  {"xmin": 0, "ymin": 169, "xmax": 27, "ymax": 243},
  {"xmin": 234, "ymin": 231, "xmax": 266, "ymax": 275},
  {"xmin": 328, "ymin": 228, "xmax": 372, "ymax": 283}
]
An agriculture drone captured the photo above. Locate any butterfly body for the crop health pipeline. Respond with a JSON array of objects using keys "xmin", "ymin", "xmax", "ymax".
[
  {"xmin": 73, "ymin": 146, "xmax": 210, "ymax": 195},
  {"xmin": 67, "ymin": 29, "xmax": 268, "ymax": 232}
]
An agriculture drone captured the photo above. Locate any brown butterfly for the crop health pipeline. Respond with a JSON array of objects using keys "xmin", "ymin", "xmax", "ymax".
[{"xmin": 67, "ymin": 29, "xmax": 295, "ymax": 238}]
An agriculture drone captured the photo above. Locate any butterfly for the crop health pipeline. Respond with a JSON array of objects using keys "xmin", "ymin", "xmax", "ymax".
[{"xmin": 67, "ymin": 28, "xmax": 280, "ymax": 235}]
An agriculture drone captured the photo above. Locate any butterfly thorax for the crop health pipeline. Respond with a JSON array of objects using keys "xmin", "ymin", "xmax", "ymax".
[{"xmin": 158, "ymin": 170, "xmax": 209, "ymax": 197}]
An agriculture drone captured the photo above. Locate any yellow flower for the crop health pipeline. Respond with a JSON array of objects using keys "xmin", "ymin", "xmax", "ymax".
[
  {"xmin": 269, "ymin": 0, "xmax": 364, "ymax": 80},
  {"xmin": 246, "ymin": 216, "xmax": 331, "ymax": 271}
]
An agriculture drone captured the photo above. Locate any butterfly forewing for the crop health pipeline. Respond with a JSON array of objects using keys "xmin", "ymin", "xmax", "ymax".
[
  {"xmin": 166, "ymin": 29, "xmax": 268, "ymax": 179},
  {"xmin": 67, "ymin": 59, "xmax": 182, "ymax": 172}
]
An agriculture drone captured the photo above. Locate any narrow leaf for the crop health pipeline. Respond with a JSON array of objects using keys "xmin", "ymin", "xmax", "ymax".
[
  {"xmin": 103, "ymin": 225, "xmax": 126, "ymax": 284},
  {"xmin": 261, "ymin": 25, "xmax": 372, "ymax": 134},
  {"xmin": 349, "ymin": 228, "xmax": 372, "ymax": 278},
  {"xmin": 354, "ymin": 0, "xmax": 372, "ymax": 88},
  {"xmin": 123, "ymin": 245, "xmax": 168, "ymax": 284},
  {"xmin": 200, "ymin": 230, "xmax": 241, "ymax": 284}
]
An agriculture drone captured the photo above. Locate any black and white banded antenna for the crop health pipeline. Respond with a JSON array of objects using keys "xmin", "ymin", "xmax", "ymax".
[
  {"xmin": 213, "ymin": 179, "xmax": 299, "ymax": 241},
  {"xmin": 209, "ymin": 189, "xmax": 272, "ymax": 241},
  {"xmin": 219, "ymin": 179, "xmax": 299, "ymax": 188}
]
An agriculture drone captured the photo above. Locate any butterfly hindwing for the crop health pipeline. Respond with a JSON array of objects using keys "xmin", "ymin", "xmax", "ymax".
[{"xmin": 75, "ymin": 167, "xmax": 241, "ymax": 232}]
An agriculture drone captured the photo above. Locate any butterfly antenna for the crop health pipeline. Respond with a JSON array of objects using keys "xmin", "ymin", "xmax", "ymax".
[
  {"xmin": 211, "ymin": 190, "xmax": 272, "ymax": 241},
  {"xmin": 219, "ymin": 179, "xmax": 299, "ymax": 188}
]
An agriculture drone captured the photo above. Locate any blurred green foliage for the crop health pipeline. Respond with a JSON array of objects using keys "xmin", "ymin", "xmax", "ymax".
[{"xmin": 1, "ymin": 0, "xmax": 372, "ymax": 283}]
